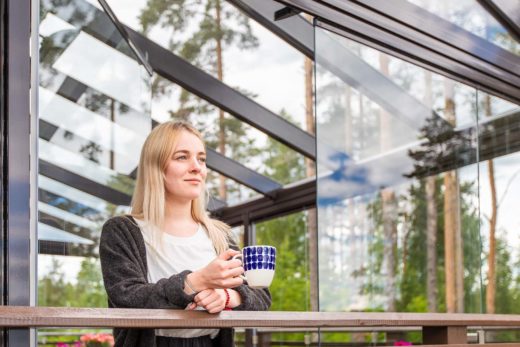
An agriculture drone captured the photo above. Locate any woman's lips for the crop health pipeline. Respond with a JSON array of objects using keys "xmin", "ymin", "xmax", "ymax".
[{"xmin": 184, "ymin": 179, "xmax": 201, "ymax": 184}]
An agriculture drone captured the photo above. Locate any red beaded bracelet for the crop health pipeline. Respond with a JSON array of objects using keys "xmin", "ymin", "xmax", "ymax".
[{"xmin": 223, "ymin": 288, "xmax": 232, "ymax": 310}]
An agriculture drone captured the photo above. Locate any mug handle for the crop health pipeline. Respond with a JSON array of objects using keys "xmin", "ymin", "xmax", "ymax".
[{"xmin": 231, "ymin": 254, "xmax": 247, "ymax": 282}]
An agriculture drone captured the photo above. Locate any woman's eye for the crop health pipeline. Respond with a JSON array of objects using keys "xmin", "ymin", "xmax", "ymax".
[
  {"xmin": 175, "ymin": 155, "xmax": 187, "ymax": 160},
  {"xmin": 198, "ymin": 157, "xmax": 206, "ymax": 163}
]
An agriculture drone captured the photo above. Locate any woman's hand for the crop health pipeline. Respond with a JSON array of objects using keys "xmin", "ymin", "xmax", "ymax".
[
  {"xmin": 193, "ymin": 288, "xmax": 242, "ymax": 313},
  {"xmin": 188, "ymin": 249, "xmax": 244, "ymax": 291},
  {"xmin": 193, "ymin": 289, "xmax": 226, "ymax": 313}
]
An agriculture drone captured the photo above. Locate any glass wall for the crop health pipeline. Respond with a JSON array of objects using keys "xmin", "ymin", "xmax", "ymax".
[
  {"xmin": 315, "ymin": 25, "xmax": 484, "ymax": 319},
  {"xmin": 38, "ymin": 0, "xmax": 152, "ymax": 344},
  {"xmin": 315, "ymin": 18, "xmax": 520, "ymax": 339}
]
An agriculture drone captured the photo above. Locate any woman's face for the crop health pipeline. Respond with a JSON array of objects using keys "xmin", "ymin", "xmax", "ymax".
[{"xmin": 164, "ymin": 130, "xmax": 207, "ymax": 203}]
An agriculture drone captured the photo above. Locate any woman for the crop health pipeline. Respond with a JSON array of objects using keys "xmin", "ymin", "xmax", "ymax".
[{"xmin": 100, "ymin": 121, "xmax": 271, "ymax": 347}]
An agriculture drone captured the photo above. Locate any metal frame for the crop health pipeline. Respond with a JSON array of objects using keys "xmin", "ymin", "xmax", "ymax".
[
  {"xmin": 47, "ymin": 0, "xmax": 303, "ymax": 202},
  {"xmin": 215, "ymin": 178, "xmax": 315, "ymax": 227},
  {"xmin": 3, "ymin": 0, "xmax": 31, "ymax": 345},
  {"xmin": 126, "ymin": 26, "xmax": 316, "ymax": 160},
  {"xmin": 96, "ymin": 0, "xmax": 153, "ymax": 76},
  {"xmin": 476, "ymin": 0, "xmax": 520, "ymax": 44},
  {"xmin": 39, "ymin": 160, "xmax": 132, "ymax": 207},
  {"xmin": 228, "ymin": 0, "xmax": 313, "ymax": 57},
  {"xmin": 53, "ymin": 0, "xmax": 316, "ymax": 160},
  {"xmin": 206, "ymin": 148, "xmax": 282, "ymax": 197},
  {"xmin": 274, "ymin": 0, "xmax": 520, "ymax": 105},
  {"xmin": 229, "ymin": 0, "xmax": 445, "ymax": 131}
]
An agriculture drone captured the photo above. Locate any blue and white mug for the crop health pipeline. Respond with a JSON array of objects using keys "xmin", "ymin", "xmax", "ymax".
[{"xmin": 236, "ymin": 245, "xmax": 276, "ymax": 288}]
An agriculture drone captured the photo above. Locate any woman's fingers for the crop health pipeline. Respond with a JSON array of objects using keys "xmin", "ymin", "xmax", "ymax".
[
  {"xmin": 195, "ymin": 290, "xmax": 218, "ymax": 307},
  {"xmin": 205, "ymin": 299, "xmax": 224, "ymax": 313},
  {"xmin": 217, "ymin": 249, "xmax": 240, "ymax": 260},
  {"xmin": 225, "ymin": 266, "xmax": 244, "ymax": 278},
  {"xmin": 194, "ymin": 289, "xmax": 213, "ymax": 305},
  {"xmin": 194, "ymin": 289, "xmax": 226, "ymax": 313},
  {"xmin": 220, "ymin": 276, "xmax": 244, "ymax": 288}
]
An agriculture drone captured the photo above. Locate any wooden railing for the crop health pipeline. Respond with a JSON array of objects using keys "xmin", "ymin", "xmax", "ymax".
[{"xmin": 3, "ymin": 306, "xmax": 520, "ymax": 346}]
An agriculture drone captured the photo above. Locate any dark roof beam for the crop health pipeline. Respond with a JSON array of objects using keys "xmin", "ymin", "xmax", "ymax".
[
  {"xmin": 126, "ymin": 27, "xmax": 316, "ymax": 159},
  {"xmin": 206, "ymin": 148, "xmax": 282, "ymax": 197},
  {"xmin": 476, "ymin": 0, "xmax": 520, "ymax": 43},
  {"xmin": 274, "ymin": 0, "xmax": 520, "ymax": 105},
  {"xmin": 230, "ymin": 0, "xmax": 444, "ymax": 131}
]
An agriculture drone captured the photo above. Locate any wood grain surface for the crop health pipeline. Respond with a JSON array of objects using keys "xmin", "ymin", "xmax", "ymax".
[{"xmin": 3, "ymin": 306, "xmax": 520, "ymax": 329}]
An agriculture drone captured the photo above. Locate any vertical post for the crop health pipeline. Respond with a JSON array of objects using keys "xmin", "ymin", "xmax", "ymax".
[
  {"xmin": 3, "ymin": 0, "xmax": 32, "ymax": 345},
  {"xmin": 243, "ymin": 215, "xmax": 256, "ymax": 347},
  {"xmin": 422, "ymin": 326, "xmax": 467, "ymax": 344}
]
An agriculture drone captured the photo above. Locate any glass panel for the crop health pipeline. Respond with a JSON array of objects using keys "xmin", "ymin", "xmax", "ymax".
[
  {"xmin": 477, "ymin": 91, "xmax": 520, "ymax": 315},
  {"xmin": 38, "ymin": 0, "xmax": 152, "ymax": 345},
  {"xmin": 256, "ymin": 210, "xmax": 314, "ymax": 345},
  {"xmin": 105, "ymin": 0, "xmax": 310, "ymax": 130},
  {"xmin": 408, "ymin": 0, "xmax": 520, "ymax": 55},
  {"xmin": 151, "ymin": 77, "xmax": 308, "ymax": 205},
  {"xmin": 315, "ymin": 24, "xmax": 483, "ymax": 325}
]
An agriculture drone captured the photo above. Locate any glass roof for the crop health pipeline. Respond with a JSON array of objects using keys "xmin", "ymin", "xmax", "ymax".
[
  {"xmin": 105, "ymin": 0, "xmax": 310, "ymax": 131},
  {"xmin": 150, "ymin": 75, "xmax": 310, "ymax": 191},
  {"xmin": 408, "ymin": 0, "xmax": 520, "ymax": 55}
]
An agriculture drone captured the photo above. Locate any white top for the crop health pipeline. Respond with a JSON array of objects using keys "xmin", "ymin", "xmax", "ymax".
[{"xmin": 136, "ymin": 219, "xmax": 219, "ymax": 339}]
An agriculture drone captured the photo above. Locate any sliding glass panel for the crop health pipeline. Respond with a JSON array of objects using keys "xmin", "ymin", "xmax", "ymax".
[
  {"xmin": 38, "ymin": 0, "xmax": 151, "ymax": 345},
  {"xmin": 315, "ymin": 24, "xmax": 483, "ymax": 333},
  {"xmin": 105, "ymin": 0, "xmax": 310, "ymax": 131},
  {"xmin": 477, "ymin": 91, "xmax": 520, "ymax": 319}
]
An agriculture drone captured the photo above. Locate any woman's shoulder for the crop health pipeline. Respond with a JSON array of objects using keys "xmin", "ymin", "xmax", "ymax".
[{"xmin": 102, "ymin": 215, "xmax": 140, "ymax": 234}]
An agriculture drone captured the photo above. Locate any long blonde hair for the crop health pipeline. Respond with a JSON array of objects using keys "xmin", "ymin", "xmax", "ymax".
[{"xmin": 130, "ymin": 121, "xmax": 231, "ymax": 254}]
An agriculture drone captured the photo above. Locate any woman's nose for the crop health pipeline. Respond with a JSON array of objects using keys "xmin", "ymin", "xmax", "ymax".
[{"xmin": 189, "ymin": 158, "xmax": 202, "ymax": 172}]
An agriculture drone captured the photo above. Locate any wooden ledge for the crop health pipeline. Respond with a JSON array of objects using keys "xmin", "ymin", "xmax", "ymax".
[{"xmin": 3, "ymin": 307, "xmax": 520, "ymax": 329}]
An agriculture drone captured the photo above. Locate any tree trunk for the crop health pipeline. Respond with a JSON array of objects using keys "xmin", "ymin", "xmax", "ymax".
[
  {"xmin": 215, "ymin": 0, "xmax": 226, "ymax": 201},
  {"xmin": 424, "ymin": 70, "xmax": 437, "ymax": 312},
  {"xmin": 443, "ymin": 78, "xmax": 464, "ymax": 313},
  {"xmin": 426, "ymin": 176, "xmax": 438, "ymax": 312},
  {"xmin": 378, "ymin": 53, "xmax": 397, "ymax": 312},
  {"xmin": 381, "ymin": 189, "xmax": 397, "ymax": 311},
  {"xmin": 484, "ymin": 95, "xmax": 497, "ymax": 314}
]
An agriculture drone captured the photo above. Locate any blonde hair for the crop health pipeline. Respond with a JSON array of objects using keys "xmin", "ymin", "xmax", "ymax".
[{"xmin": 130, "ymin": 121, "xmax": 231, "ymax": 254}]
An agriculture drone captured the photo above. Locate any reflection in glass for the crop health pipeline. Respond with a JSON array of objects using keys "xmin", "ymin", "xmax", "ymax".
[
  {"xmin": 315, "ymin": 26, "xmax": 484, "ymax": 322},
  {"xmin": 106, "ymin": 0, "xmax": 308, "ymax": 130},
  {"xmin": 38, "ymin": 0, "xmax": 152, "ymax": 344},
  {"xmin": 408, "ymin": 0, "xmax": 520, "ymax": 55},
  {"xmin": 477, "ymin": 90, "xmax": 520, "ymax": 317}
]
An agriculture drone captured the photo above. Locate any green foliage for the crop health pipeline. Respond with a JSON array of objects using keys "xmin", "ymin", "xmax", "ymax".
[
  {"xmin": 39, "ymin": 257, "xmax": 107, "ymax": 308},
  {"xmin": 257, "ymin": 213, "xmax": 309, "ymax": 312},
  {"xmin": 140, "ymin": 0, "xmax": 262, "ymax": 201}
]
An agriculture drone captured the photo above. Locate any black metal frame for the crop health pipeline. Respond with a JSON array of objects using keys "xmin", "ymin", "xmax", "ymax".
[
  {"xmin": 476, "ymin": 0, "xmax": 520, "ymax": 43},
  {"xmin": 206, "ymin": 148, "xmax": 282, "ymax": 197},
  {"xmin": 46, "ymin": 0, "xmax": 305, "ymax": 204},
  {"xmin": 96, "ymin": 0, "xmax": 153, "ymax": 76},
  {"xmin": 39, "ymin": 160, "xmax": 132, "ymax": 207},
  {"xmin": 274, "ymin": 0, "xmax": 520, "ymax": 105},
  {"xmin": 126, "ymin": 27, "xmax": 316, "ymax": 160},
  {"xmin": 215, "ymin": 178, "xmax": 315, "ymax": 227},
  {"xmin": 2, "ymin": 0, "xmax": 31, "ymax": 345},
  {"xmin": 229, "ymin": 0, "xmax": 445, "ymax": 132}
]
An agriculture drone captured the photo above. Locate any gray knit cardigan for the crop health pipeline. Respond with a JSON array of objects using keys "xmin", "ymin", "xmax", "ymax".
[{"xmin": 99, "ymin": 215, "xmax": 271, "ymax": 347}]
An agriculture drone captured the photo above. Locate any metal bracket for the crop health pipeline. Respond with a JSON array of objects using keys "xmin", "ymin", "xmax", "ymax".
[{"xmin": 274, "ymin": 6, "xmax": 301, "ymax": 21}]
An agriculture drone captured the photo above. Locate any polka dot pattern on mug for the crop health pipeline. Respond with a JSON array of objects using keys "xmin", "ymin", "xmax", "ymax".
[{"xmin": 244, "ymin": 246, "xmax": 276, "ymax": 271}]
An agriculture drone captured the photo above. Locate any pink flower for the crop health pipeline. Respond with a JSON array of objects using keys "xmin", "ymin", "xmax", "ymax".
[{"xmin": 394, "ymin": 340, "xmax": 412, "ymax": 346}]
